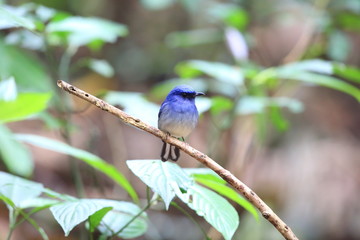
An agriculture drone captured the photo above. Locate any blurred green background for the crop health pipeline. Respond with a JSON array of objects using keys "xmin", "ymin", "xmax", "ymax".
[{"xmin": 1, "ymin": 0, "xmax": 360, "ymax": 239}]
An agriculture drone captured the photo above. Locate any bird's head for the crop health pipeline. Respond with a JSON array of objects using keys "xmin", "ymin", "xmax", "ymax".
[{"xmin": 166, "ymin": 85, "xmax": 205, "ymax": 102}]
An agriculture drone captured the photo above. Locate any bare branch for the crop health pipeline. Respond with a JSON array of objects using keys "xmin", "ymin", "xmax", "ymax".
[{"xmin": 57, "ymin": 80, "xmax": 299, "ymax": 240}]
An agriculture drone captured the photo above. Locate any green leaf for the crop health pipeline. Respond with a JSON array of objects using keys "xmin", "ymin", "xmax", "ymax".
[
  {"xmin": 89, "ymin": 207, "xmax": 113, "ymax": 233},
  {"xmin": 185, "ymin": 168, "xmax": 226, "ymax": 184},
  {"xmin": 327, "ymin": 30, "xmax": 351, "ymax": 62},
  {"xmin": 177, "ymin": 184, "xmax": 239, "ymax": 240},
  {"xmin": 207, "ymin": 4, "xmax": 248, "ymax": 30},
  {"xmin": 0, "ymin": 92, "xmax": 51, "ymax": 123},
  {"xmin": 50, "ymin": 199, "xmax": 114, "ymax": 236},
  {"xmin": 210, "ymin": 96, "xmax": 234, "ymax": 116},
  {"xmin": 165, "ymin": 28, "xmax": 222, "ymax": 48},
  {"xmin": 95, "ymin": 200, "xmax": 147, "ymax": 239},
  {"xmin": 15, "ymin": 134, "xmax": 138, "ymax": 203},
  {"xmin": 88, "ymin": 59, "xmax": 114, "ymax": 78},
  {"xmin": 335, "ymin": 12, "xmax": 360, "ymax": 31},
  {"xmin": 0, "ymin": 76, "xmax": 17, "ymax": 101},
  {"xmin": 104, "ymin": 91, "xmax": 160, "ymax": 127},
  {"xmin": 333, "ymin": 63, "xmax": 360, "ymax": 83},
  {"xmin": 0, "ymin": 5, "xmax": 36, "ymax": 30},
  {"xmin": 0, "ymin": 39, "xmax": 52, "ymax": 92},
  {"xmin": 236, "ymin": 96, "xmax": 304, "ymax": 115},
  {"xmin": 140, "ymin": 0, "xmax": 176, "ymax": 10},
  {"xmin": 194, "ymin": 177, "xmax": 259, "ymax": 221},
  {"xmin": 281, "ymin": 59, "xmax": 333, "ymax": 75},
  {"xmin": 0, "ymin": 171, "xmax": 43, "ymax": 206},
  {"xmin": 127, "ymin": 160, "xmax": 193, "ymax": 209},
  {"xmin": 46, "ymin": 16, "xmax": 128, "ymax": 47},
  {"xmin": 0, "ymin": 125, "xmax": 33, "ymax": 176},
  {"xmin": 276, "ymin": 69, "xmax": 360, "ymax": 102},
  {"xmin": 176, "ymin": 60, "xmax": 244, "ymax": 86}
]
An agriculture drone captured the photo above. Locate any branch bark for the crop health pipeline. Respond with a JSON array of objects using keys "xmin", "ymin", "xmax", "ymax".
[{"xmin": 57, "ymin": 80, "xmax": 299, "ymax": 240}]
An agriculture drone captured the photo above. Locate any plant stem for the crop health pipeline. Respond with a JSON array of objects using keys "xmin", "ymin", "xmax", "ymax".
[
  {"xmin": 171, "ymin": 202, "xmax": 210, "ymax": 240},
  {"xmin": 111, "ymin": 198, "xmax": 158, "ymax": 238}
]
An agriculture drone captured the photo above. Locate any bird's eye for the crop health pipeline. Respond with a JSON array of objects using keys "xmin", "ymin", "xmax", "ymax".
[{"xmin": 182, "ymin": 93, "xmax": 187, "ymax": 97}]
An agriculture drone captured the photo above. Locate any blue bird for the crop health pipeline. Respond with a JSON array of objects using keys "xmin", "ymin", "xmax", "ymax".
[{"xmin": 158, "ymin": 85, "xmax": 204, "ymax": 162}]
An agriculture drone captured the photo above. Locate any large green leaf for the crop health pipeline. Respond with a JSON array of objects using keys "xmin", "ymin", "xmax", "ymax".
[
  {"xmin": 333, "ymin": 63, "xmax": 360, "ymax": 83},
  {"xmin": 0, "ymin": 92, "xmax": 51, "ymax": 123},
  {"xmin": 0, "ymin": 171, "xmax": 43, "ymax": 206},
  {"xmin": 195, "ymin": 177, "xmax": 258, "ymax": 220},
  {"xmin": 127, "ymin": 160, "xmax": 193, "ymax": 209},
  {"xmin": 15, "ymin": 134, "xmax": 138, "ymax": 203},
  {"xmin": 177, "ymin": 184, "xmax": 239, "ymax": 240},
  {"xmin": 236, "ymin": 96, "xmax": 304, "ymax": 115},
  {"xmin": 0, "ymin": 39, "xmax": 52, "ymax": 92},
  {"xmin": 176, "ymin": 60, "xmax": 244, "ymax": 86},
  {"xmin": 50, "ymin": 199, "xmax": 113, "ymax": 236},
  {"xmin": 95, "ymin": 199, "xmax": 148, "ymax": 239},
  {"xmin": 276, "ymin": 68, "xmax": 360, "ymax": 102},
  {"xmin": 0, "ymin": 125, "xmax": 33, "ymax": 176},
  {"xmin": 46, "ymin": 16, "xmax": 128, "ymax": 47}
]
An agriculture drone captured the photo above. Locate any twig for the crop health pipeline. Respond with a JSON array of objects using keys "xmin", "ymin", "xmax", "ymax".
[{"xmin": 57, "ymin": 80, "xmax": 299, "ymax": 240}]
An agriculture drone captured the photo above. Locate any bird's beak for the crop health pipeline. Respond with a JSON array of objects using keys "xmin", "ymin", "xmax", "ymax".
[{"xmin": 196, "ymin": 92, "xmax": 205, "ymax": 96}]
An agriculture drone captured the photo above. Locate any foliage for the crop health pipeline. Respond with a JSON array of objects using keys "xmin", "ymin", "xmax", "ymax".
[{"xmin": 1, "ymin": 0, "xmax": 360, "ymax": 239}]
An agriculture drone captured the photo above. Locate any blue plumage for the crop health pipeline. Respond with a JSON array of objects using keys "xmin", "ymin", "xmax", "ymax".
[{"xmin": 158, "ymin": 85, "xmax": 204, "ymax": 161}]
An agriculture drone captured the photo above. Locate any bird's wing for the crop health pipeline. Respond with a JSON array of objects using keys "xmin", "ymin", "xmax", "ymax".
[{"xmin": 158, "ymin": 101, "xmax": 167, "ymax": 118}]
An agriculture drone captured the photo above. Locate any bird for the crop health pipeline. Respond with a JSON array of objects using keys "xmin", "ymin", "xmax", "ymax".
[{"xmin": 158, "ymin": 85, "xmax": 204, "ymax": 162}]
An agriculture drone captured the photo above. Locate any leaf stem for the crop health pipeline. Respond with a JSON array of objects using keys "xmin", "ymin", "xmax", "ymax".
[
  {"xmin": 111, "ymin": 197, "xmax": 158, "ymax": 238},
  {"xmin": 171, "ymin": 202, "xmax": 210, "ymax": 240}
]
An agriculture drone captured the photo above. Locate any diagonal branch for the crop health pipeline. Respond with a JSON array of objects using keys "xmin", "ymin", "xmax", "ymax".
[{"xmin": 57, "ymin": 80, "xmax": 299, "ymax": 240}]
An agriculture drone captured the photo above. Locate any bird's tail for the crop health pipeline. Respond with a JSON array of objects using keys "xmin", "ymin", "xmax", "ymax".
[{"xmin": 161, "ymin": 141, "xmax": 180, "ymax": 162}]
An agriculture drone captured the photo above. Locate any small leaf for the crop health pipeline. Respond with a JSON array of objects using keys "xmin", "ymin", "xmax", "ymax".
[
  {"xmin": 225, "ymin": 27, "xmax": 249, "ymax": 61},
  {"xmin": 165, "ymin": 28, "xmax": 222, "ymax": 48},
  {"xmin": 127, "ymin": 160, "xmax": 193, "ymax": 209},
  {"xmin": 95, "ymin": 200, "xmax": 148, "ymax": 239},
  {"xmin": 50, "ymin": 199, "xmax": 113, "ymax": 236},
  {"xmin": 0, "ymin": 125, "xmax": 33, "ymax": 176},
  {"xmin": 327, "ymin": 30, "xmax": 350, "ymax": 62},
  {"xmin": 0, "ymin": 171, "xmax": 43, "ymax": 206},
  {"xmin": 177, "ymin": 184, "xmax": 239, "ymax": 240},
  {"xmin": 194, "ymin": 177, "xmax": 259, "ymax": 221},
  {"xmin": 140, "ymin": 0, "xmax": 176, "ymax": 10},
  {"xmin": 89, "ymin": 207, "xmax": 113, "ymax": 233},
  {"xmin": 0, "ymin": 92, "xmax": 51, "ymax": 123},
  {"xmin": 0, "ymin": 76, "xmax": 17, "ymax": 101},
  {"xmin": 15, "ymin": 134, "xmax": 138, "ymax": 203},
  {"xmin": 88, "ymin": 59, "xmax": 114, "ymax": 77}
]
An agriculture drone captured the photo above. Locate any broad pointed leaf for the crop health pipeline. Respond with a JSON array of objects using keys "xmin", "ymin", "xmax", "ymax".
[
  {"xmin": 95, "ymin": 200, "xmax": 148, "ymax": 239},
  {"xmin": 0, "ymin": 92, "xmax": 51, "ymax": 123},
  {"xmin": 50, "ymin": 199, "xmax": 113, "ymax": 236},
  {"xmin": 0, "ymin": 125, "xmax": 33, "ymax": 176},
  {"xmin": 127, "ymin": 160, "xmax": 193, "ymax": 209},
  {"xmin": 0, "ymin": 171, "xmax": 43, "ymax": 206},
  {"xmin": 177, "ymin": 184, "xmax": 239, "ymax": 240},
  {"xmin": 15, "ymin": 134, "xmax": 138, "ymax": 203}
]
